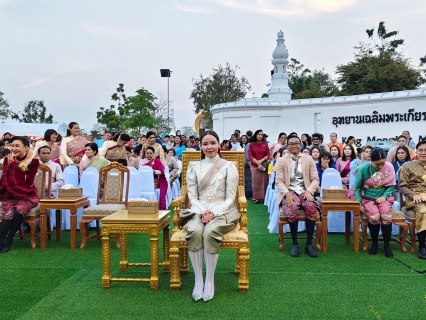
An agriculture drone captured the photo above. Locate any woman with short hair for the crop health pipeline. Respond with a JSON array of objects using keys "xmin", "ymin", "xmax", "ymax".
[
  {"xmin": 79, "ymin": 143, "xmax": 110, "ymax": 177},
  {"xmin": 33, "ymin": 129, "xmax": 61, "ymax": 165},
  {"xmin": 173, "ymin": 135, "xmax": 186, "ymax": 160}
]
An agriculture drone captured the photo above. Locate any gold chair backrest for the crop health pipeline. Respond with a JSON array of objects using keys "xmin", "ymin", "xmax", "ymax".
[
  {"xmin": 34, "ymin": 163, "xmax": 52, "ymax": 200},
  {"xmin": 180, "ymin": 151, "xmax": 245, "ymax": 190},
  {"xmin": 98, "ymin": 162, "xmax": 130, "ymax": 205}
]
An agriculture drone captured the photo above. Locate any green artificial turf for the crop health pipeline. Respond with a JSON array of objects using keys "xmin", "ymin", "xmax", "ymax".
[{"xmin": 1, "ymin": 202, "xmax": 425, "ymax": 320}]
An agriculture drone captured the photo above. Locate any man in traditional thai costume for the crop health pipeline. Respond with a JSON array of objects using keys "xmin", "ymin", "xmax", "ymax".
[
  {"xmin": 99, "ymin": 131, "xmax": 131, "ymax": 166},
  {"xmin": 354, "ymin": 148, "xmax": 395, "ymax": 258},
  {"xmin": 275, "ymin": 134, "xmax": 320, "ymax": 258},
  {"xmin": 399, "ymin": 140, "xmax": 426, "ymax": 259},
  {"xmin": 141, "ymin": 131, "xmax": 166, "ymax": 165}
]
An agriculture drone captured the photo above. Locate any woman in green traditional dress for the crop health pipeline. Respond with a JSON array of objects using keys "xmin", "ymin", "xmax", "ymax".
[{"xmin": 79, "ymin": 143, "xmax": 110, "ymax": 177}]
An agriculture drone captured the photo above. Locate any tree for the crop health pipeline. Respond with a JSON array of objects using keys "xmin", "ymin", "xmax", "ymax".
[
  {"xmin": 286, "ymin": 58, "xmax": 339, "ymax": 99},
  {"xmin": 152, "ymin": 92, "xmax": 173, "ymax": 132},
  {"xmin": 0, "ymin": 91, "xmax": 11, "ymax": 121},
  {"xmin": 122, "ymin": 88, "xmax": 157, "ymax": 136},
  {"xmin": 336, "ymin": 21, "xmax": 425, "ymax": 95},
  {"xmin": 11, "ymin": 100, "xmax": 54, "ymax": 123},
  {"xmin": 96, "ymin": 83, "xmax": 126, "ymax": 131},
  {"xmin": 90, "ymin": 123, "xmax": 107, "ymax": 139},
  {"xmin": 180, "ymin": 125, "xmax": 197, "ymax": 138},
  {"xmin": 190, "ymin": 63, "xmax": 251, "ymax": 120}
]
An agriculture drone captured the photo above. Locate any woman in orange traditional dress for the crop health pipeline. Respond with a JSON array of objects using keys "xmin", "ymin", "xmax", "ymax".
[
  {"xmin": 99, "ymin": 131, "xmax": 131, "ymax": 165},
  {"xmin": 60, "ymin": 122, "xmax": 89, "ymax": 166},
  {"xmin": 0, "ymin": 136, "xmax": 40, "ymax": 253}
]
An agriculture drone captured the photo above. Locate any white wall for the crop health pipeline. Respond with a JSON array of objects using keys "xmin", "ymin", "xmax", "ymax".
[{"xmin": 211, "ymin": 89, "xmax": 426, "ymax": 147}]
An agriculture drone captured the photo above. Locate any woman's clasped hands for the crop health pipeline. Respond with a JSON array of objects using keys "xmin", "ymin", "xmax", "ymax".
[{"xmin": 201, "ymin": 210, "xmax": 214, "ymax": 224}]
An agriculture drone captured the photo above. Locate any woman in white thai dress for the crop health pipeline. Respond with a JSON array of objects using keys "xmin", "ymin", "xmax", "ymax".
[{"xmin": 180, "ymin": 130, "xmax": 240, "ymax": 302}]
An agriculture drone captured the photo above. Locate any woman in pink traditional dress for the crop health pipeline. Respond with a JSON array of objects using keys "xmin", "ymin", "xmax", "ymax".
[
  {"xmin": 354, "ymin": 148, "xmax": 395, "ymax": 258},
  {"xmin": 336, "ymin": 145, "xmax": 356, "ymax": 188},
  {"xmin": 140, "ymin": 146, "xmax": 168, "ymax": 210},
  {"xmin": 60, "ymin": 122, "xmax": 89, "ymax": 166},
  {"xmin": 33, "ymin": 129, "xmax": 61, "ymax": 166},
  {"xmin": 99, "ymin": 131, "xmax": 131, "ymax": 166},
  {"xmin": 248, "ymin": 129, "xmax": 270, "ymax": 203},
  {"xmin": 0, "ymin": 136, "xmax": 40, "ymax": 253}
]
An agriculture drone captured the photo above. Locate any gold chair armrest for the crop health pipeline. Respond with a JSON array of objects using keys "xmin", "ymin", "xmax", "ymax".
[
  {"xmin": 237, "ymin": 186, "xmax": 248, "ymax": 234},
  {"xmin": 171, "ymin": 188, "xmax": 188, "ymax": 233}
]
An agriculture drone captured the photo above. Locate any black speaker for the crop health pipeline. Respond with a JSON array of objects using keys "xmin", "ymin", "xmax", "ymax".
[{"xmin": 160, "ymin": 69, "xmax": 171, "ymax": 77}]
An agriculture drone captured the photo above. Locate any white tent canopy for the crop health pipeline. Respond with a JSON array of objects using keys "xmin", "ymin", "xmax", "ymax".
[{"xmin": 1, "ymin": 123, "xmax": 68, "ymax": 139}]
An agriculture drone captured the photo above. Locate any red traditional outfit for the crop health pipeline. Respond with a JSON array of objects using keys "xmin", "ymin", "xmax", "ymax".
[
  {"xmin": 0, "ymin": 155, "xmax": 40, "ymax": 219},
  {"xmin": 248, "ymin": 141, "xmax": 270, "ymax": 200},
  {"xmin": 143, "ymin": 158, "xmax": 168, "ymax": 210}
]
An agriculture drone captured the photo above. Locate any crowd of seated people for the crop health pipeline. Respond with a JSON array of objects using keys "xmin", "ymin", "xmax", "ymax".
[{"xmin": 1, "ymin": 126, "xmax": 426, "ymax": 261}]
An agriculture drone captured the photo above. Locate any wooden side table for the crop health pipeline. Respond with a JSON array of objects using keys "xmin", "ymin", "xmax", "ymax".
[
  {"xmin": 101, "ymin": 210, "xmax": 170, "ymax": 290},
  {"xmin": 321, "ymin": 199, "xmax": 361, "ymax": 252},
  {"xmin": 39, "ymin": 196, "xmax": 90, "ymax": 249}
]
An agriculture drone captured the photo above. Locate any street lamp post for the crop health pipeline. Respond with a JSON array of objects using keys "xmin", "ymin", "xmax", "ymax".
[{"xmin": 160, "ymin": 69, "xmax": 172, "ymax": 132}]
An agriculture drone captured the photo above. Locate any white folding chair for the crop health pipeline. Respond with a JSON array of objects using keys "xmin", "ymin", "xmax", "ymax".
[
  {"xmin": 63, "ymin": 165, "xmax": 79, "ymax": 187},
  {"xmin": 320, "ymin": 168, "xmax": 346, "ymax": 232},
  {"xmin": 164, "ymin": 166, "xmax": 172, "ymax": 208},
  {"xmin": 126, "ymin": 167, "xmax": 141, "ymax": 200},
  {"xmin": 75, "ymin": 167, "xmax": 99, "ymax": 228},
  {"xmin": 264, "ymin": 172, "xmax": 275, "ymax": 210},
  {"xmin": 61, "ymin": 165, "xmax": 80, "ymax": 230},
  {"xmin": 138, "ymin": 166, "xmax": 157, "ymax": 201}
]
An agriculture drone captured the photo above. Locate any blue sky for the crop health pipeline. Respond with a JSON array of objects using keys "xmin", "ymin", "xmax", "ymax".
[{"xmin": 1, "ymin": 0, "xmax": 425, "ymax": 132}]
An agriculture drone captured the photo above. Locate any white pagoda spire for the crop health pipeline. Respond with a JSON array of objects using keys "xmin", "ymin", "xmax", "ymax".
[{"xmin": 267, "ymin": 30, "xmax": 292, "ymax": 101}]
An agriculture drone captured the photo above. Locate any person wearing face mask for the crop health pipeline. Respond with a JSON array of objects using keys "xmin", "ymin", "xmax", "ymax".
[
  {"xmin": 386, "ymin": 135, "xmax": 416, "ymax": 162},
  {"xmin": 354, "ymin": 148, "xmax": 396, "ymax": 258},
  {"xmin": 98, "ymin": 131, "xmax": 131, "ymax": 166},
  {"xmin": 60, "ymin": 122, "xmax": 89, "ymax": 166},
  {"xmin": 0, "ymin": 136, "xmax": 40, "ymax": 253},
  {"xmin": 79, "ymin": 143, "xmax": 110, "ymax": 177},
  {"xmin": 179, "ymin": 131, "xmax": 240, "ymax": 302}
]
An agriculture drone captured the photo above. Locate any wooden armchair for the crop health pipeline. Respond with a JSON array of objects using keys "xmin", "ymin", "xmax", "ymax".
[
  {"xmin": 79, "ymin": 162, "xmax": 129, "ymax": 249},
  {"xmin": 169, "ymin": 151, "xmax": 249, "ymax": 291},
  {"xmin": 0, "ymin": 163, "xmax": 52, "ymax": 249},
  {"xmin": 359, "ymin": 209, "xmax": 408, "ymax": 253},
  {"xmin": 398, "ymin": 190, "xmax": 416, "ymax": 254}
]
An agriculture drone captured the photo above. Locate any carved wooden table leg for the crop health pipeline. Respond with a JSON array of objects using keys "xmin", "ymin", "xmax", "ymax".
[
  {"xmin": 70, "ymin": 208, "xmax": 77, "ymax": 249},
  {"xmin": 150, "ymin": 231, "xmax": 159, "ymax": 290},
  {"xmin": 163, "ymin": 225, "xmax": 170, "ymax": 273},
  {"xmin": 40, "ymin": 210, "xmax": 46, "ymax": 249},
  {"xmin": 322, "ymin": 207, "xmax": 328, "ymax": 252},
  {"xmin": 353, "ymin": 208, "xmax": 360, "ymax": 253},
  {"xmin": 101, "ymin": 226, "xmax": 111, "ymax": 288},
  {"xmin": 56, "ymin": 209, "xmax": 62, "ymax": 241}
]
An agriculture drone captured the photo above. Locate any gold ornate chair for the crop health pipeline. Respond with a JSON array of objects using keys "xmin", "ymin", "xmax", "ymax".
[
  {"xmin": 0, "ymin": 163, "xmax": 52, "ymax": 249},
  {"xmin": 169, "ymin": 151, "xmax": 249, "ymax": 291},
  {"xmin": 278, "ymin": 208, "xmax": 322, "ymax": 252},
  {"xmin": 79, "ymin": 162, "xmax": 129, "ymax": 249},
  {"xmin": 359, "ymin": 209, "xmax": 408, "ymax": 253}
]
